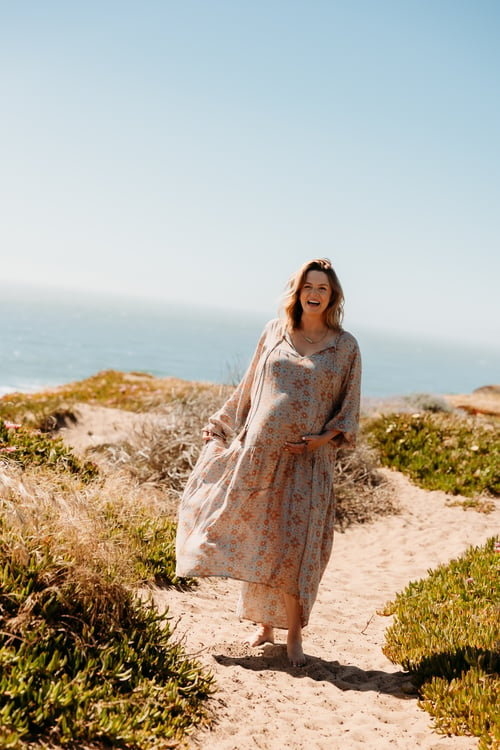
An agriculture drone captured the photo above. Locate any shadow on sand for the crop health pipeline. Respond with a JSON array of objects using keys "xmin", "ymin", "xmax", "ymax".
[{"xmin": 212, "ymin": 642, "xmax": 417, "ymax": 698}]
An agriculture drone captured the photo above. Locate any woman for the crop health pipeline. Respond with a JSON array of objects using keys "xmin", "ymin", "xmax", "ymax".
[{"xmin": 176, "ymin": 258, "xmax": 361, "ymax": 666}]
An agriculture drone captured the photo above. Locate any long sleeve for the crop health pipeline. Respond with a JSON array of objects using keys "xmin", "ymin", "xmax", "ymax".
[
  {"xmin": 206, "ymin": 320, "xmax": 278, "ymax": 443},
  {"xmin": 323, "ymin": 333, "xmax": 362, "ymax": 449}
]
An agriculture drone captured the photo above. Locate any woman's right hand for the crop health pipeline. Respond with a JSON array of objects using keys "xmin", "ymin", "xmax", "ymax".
[{"xmin": 203, "ymin": 427, "xmax": 225, "ymax": 444}]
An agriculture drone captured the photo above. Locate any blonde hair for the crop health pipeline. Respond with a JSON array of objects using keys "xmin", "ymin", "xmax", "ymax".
[{"xmin": 281, "ymin": 258, "xmax": 345, "ymax": 330}]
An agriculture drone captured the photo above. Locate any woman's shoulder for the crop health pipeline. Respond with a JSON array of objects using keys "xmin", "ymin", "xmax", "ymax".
[
  {"xmin": 262, "ymin": 317, "xmax": 287, "ymax": 338},
  {"xmin": 337, "ymin": 328, "xmax": 360, "ymax": 353}
]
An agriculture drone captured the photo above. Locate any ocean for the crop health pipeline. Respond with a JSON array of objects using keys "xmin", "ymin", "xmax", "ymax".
[{"xmin": 1, "ymin": 286, "xmax": 499, "ymax": 399}]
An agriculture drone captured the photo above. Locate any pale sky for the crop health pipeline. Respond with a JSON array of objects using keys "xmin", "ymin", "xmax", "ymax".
[{"xmin": 1, "ymin": 1, "xmax": 499, "ymax": 347}]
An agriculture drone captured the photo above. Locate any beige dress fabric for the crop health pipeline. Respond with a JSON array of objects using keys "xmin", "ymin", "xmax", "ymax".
[{"xmin": 175, "ymin": 318, "xmax": 362, "ymax": 629}]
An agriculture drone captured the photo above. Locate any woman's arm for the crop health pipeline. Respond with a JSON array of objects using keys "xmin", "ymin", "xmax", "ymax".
[
  {"xmin": 322, "ymin": 334, "xmax": 362, "ymax": 449},
  {"xmin": 284, "ymin": 428, "xmax": 342, "ymax": 454},
  {"xmin": 204, "ymin": 319, "xmax": 278, "ymax": 443}
]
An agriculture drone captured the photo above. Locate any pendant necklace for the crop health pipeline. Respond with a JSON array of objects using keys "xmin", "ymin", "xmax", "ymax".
[{"xmin": 299, "ymin": 328, "xmax": 329, "ymax": 345}]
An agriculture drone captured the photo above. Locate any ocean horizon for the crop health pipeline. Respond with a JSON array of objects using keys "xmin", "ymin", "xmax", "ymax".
[{"xmin": 1, "ymin": 285, "xmax": 499, "ymax": 400}]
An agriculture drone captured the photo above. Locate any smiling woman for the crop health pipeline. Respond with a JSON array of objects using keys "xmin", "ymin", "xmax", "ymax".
[
  {"xmin": 300, "ymin": 275, "xmax": 331, "ymax": 316},
  {"xmin": 283, "ymin": 258, "xmax": 345, "ymax": 357},
  {"xmin": 175, "ymin": 258, "xmax": 361, "ymax": 667}
]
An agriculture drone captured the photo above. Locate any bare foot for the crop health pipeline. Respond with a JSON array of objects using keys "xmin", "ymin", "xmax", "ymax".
[
  {"xmin": 287, "ymin": 631, "xmax": 306, "ymax": 667},
  {"xmin": 244, "ymin": 624, "xmax": 275, "ymax": 647}
]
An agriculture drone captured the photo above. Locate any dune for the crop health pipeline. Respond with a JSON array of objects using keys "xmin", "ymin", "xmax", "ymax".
[
  {"xmin": 56, "ymin": 390, "xmax": 499, "ymax": 749},
  {"xmin": 444, "ymin": 385, "xmax": 500, "ymax": 417}
]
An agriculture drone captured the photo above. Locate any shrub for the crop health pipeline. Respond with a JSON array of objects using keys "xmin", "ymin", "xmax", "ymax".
[
  {"xmin": 383, "ymin": 538, "xmax": 500, "ymax": 747},
  {"xmin": 0, "ymin": 536, "xmax": 214, "ymax": 748},
  {"xmin": 402, "ymin": 393, "xmax": 452, "ymax": 413},
  {"xmin": 365, "ymin": 412, "xmax": 500, "ymax": 499},
  {"xmin": 110, "ymin": 393, "xmax": 226, "ymax": 491},
  {"xmin": 333, "ymin": 444, "xmax": 399, "ymax": 528}
]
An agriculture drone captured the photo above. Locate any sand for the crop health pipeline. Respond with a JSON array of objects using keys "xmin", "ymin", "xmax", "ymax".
[
  {"xmin": 152, "ymin": 468, "xmax": 499, "ymax": 750},
  {"xmin": 59, "ymin": 398, "xmax": 499, "ymax": 750}
]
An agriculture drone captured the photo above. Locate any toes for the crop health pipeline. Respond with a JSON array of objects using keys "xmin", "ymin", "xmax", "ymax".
[
  {"xmin": 288, "ymin": 654, "xmax": 306, "ymax": 667},
  {"xmin": 287, "ymin": 639, "xmax": 306, "ymax": 667},
  {"xmin": 245, "ymin": 626, "xmax": 274, "ymax": 648}
]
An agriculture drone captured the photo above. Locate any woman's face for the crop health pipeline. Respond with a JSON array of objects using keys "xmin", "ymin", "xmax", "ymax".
[{"xmin": 299, "ymin": 270, "xmax": 332, "ymax": 317}]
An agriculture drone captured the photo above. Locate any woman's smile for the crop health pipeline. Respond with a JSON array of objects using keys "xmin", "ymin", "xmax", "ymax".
[{"xmin": 299, "ymin": 270, "xmax": 332, "ymax": 316}]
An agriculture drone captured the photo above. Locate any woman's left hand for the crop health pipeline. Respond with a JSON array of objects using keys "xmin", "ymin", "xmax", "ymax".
[{"xmin": 284, "ymin": 434, "xmax": 326, "ymax": 454}]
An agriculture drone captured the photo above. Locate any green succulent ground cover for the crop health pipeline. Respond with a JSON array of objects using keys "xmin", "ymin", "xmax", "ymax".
[
  {"xmin": 0, "ymin": 537, "xmax": 213, "ymax": 748},
  {"xmin": 102, "ymin": 504, "xmax": 192, "ymax": 588},
  {"xmin": 0, "ymin": 419, "xmax": 98, "ymax": 481},
  {"xmin": 367, "ymin": 406, "xmax": 499, "ymax": 744},
  {"xmin": 0, "ymin": 384, "xmax": 213, "ymax": 747},
  {"xmin": 365, "ymin": 412, "xmax": 500, "ymax": 500},
  {"xmin": 383, "ymin": 538, "xmax": 500, "ymax": 748}
]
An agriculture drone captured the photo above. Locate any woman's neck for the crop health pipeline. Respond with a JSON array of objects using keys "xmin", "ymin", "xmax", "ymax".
[{"xmin": 298, "ymin": 314, "xmax": 328, "ymax": 333}]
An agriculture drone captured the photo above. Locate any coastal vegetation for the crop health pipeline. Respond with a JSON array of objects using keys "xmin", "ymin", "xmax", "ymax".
[
  {"xmin": 0, "ymin": 539, "xmax": 213, "ymax": 747},
  {"xmin": 0, "ymin": 369, "xmax": 229, "ymax": 426},
  {"xmin": 0, "ymin": 419, "xmax": 98, "ymax": 481},
  {"xmin": 0, "ymin": 423, "xmax": 211, "ymax": 746},
  {"xmin": 0, "ymin": 371, "xmax": 392, "ymax": 747},
  {"xmin": 366, "ymin": 411, "xmax": 499, "ymax": 506},
  {"xmin": 0, "ymin": 370, "xmax": 498, "ymax": 747},
  {"xmin": 382, "ymin": 538, "xmax": 500, "ymax": 748},
  {"xmin": 368, "ymin": 397, "xmax": 499, "ymax": 746}
]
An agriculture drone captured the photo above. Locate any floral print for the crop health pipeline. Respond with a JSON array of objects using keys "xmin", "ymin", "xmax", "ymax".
[{"xmin": 175, "ymin": 318, "xmax": 361, "ymax": 629}]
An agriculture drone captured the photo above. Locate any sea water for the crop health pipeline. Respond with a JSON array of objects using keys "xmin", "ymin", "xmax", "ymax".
[{"xmin": 1, "ymin": 285, "xmax": 499, "ymax": 399}]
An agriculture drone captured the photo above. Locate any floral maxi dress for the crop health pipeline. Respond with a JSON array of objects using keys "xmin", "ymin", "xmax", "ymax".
[{"xmin": 175, "ymin": 318, "xmax": 362, "ymax": 629}]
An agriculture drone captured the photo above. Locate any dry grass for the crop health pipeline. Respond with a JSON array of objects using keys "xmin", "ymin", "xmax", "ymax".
[
  {"xmin": 84, "ymin": 389, "xmax": 227, "ymax": 520},
  {"xmin": 88, "ymin": 392, "xmax": 398, "ymax": 531},
  {"xmin": 0, "ymin": 464, "xmax": 162, "ymax": 586},
  {"xmin": 334, "ymin": 444, "xmax": 398, "ymax": 529}
]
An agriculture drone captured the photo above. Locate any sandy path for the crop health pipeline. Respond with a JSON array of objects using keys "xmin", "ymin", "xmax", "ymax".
[
  {"xmin": 154, "ymin": 470, "xmax": 499, "ymax": 750},
  {"xmin": 57, "ymin": 399, "xmax": 498, "ymax": 748}
]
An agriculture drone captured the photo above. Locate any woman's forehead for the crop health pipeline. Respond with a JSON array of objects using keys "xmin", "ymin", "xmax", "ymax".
[{"xmin": 303, "ymin": 270, "xmax": 330, "ymax": 284}]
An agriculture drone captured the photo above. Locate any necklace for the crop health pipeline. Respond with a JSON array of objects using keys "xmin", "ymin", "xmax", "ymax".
[{"xmin": 298, "ymin": 328, "xmax": 329, "ymax": 345}]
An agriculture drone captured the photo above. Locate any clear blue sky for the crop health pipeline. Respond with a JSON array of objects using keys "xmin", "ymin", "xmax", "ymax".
[{"xmin": 1, "ymin": 1, "xmax": 499, "ymax": 346}]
